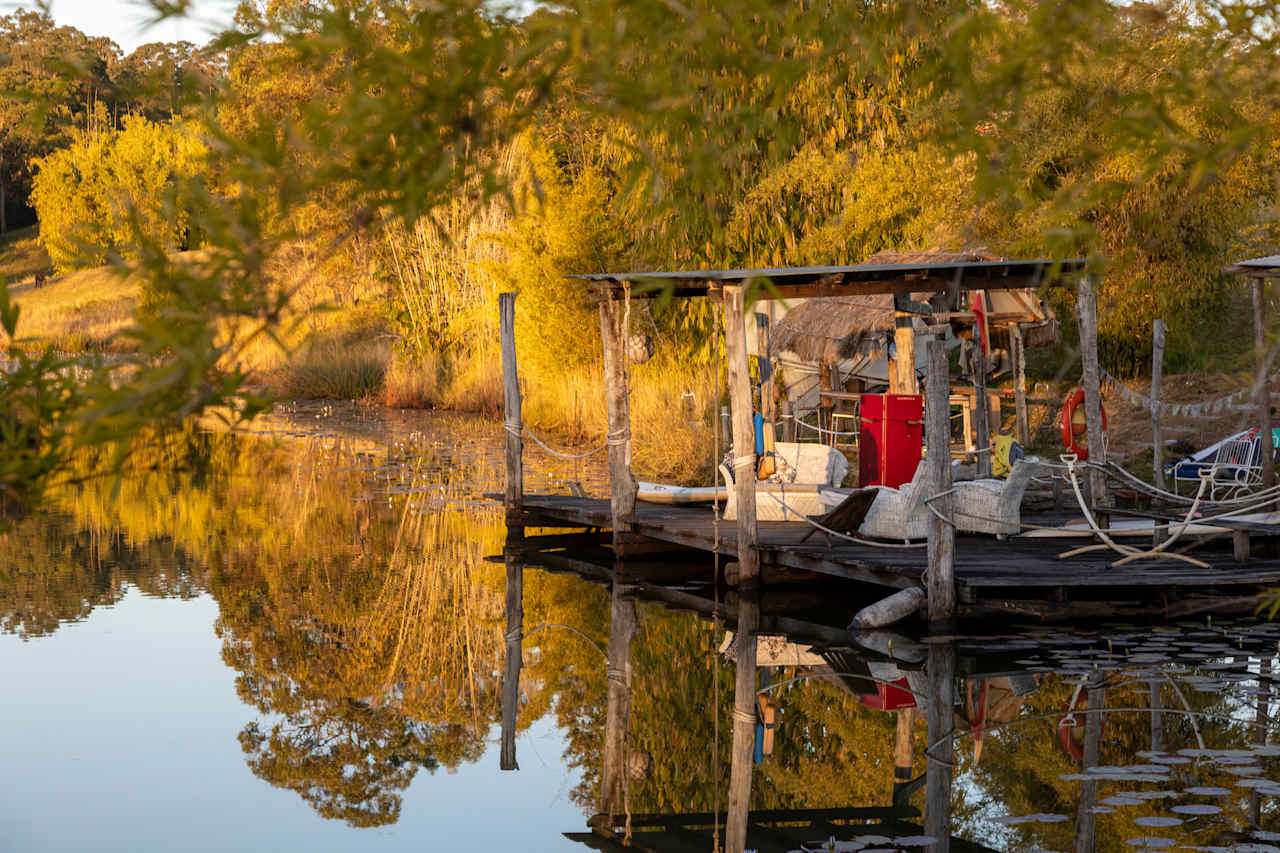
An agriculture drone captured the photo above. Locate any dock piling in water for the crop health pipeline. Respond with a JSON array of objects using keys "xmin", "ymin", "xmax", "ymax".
[
  {"xmin": 601, "ymin": 580, "xmax": 637, "ymax": 818},
  {"xmin": 499, "ymin": 532, "xmax": 524, "ymax": 771},
  {"xmin": 500, "ymin": 292, "xmax": 523, "ymax": 520},
  {"xmin": 1075, "ymin": 276, "xmax": 1110, "ymax": 515},
  {"xmin": 925, "ymin": 335, "xmax": 955, "ymax": 626},
  {"xmin": 599, "ymin": 295, "xmax": 637, "ymax": 549},
  {"xmin": 722, "ymin": 283, "xmax": 760, "ymax": 583}
]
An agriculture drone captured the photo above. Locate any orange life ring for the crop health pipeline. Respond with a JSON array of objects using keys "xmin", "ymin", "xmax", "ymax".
[
  {"xmin": 1058, "ymin": 691, "xmax": 1106, "ymax": 762},
  {"xmin": 1059, "ymin": 387, "xmax": 1108, "ymax": 460}
]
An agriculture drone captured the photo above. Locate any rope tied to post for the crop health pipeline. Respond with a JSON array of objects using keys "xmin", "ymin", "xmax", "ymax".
[
  {"xmin": 606, "ymin": 427, "xmax": 631, "ymax": 447},
  {"xmin": 518, "ymin": 423, "xmax": 607, "ymax": 459}
]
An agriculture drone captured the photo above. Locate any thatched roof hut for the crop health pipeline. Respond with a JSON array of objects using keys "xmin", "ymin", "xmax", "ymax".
[{"xmin": 771, "ymin": 250, "xmax": 1058, "ymax": 364}]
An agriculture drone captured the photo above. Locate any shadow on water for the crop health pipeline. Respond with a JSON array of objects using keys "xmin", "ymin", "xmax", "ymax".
[{"xmin": 4, "ymin": 407, "xmax": 1280, "ymax": 850}]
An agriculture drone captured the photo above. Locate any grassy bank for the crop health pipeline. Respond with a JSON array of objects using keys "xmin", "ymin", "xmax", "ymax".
[
  {"xmin": 0, "ymin": 226, "xmax": 50, "ymax": 285},
  {"xmin": 4, "ymin": 259, "xmax": 140, "ymax": 352},
  {"xmin": 0, "ymin": 239, "xmax": 717, "ymax": 482}
]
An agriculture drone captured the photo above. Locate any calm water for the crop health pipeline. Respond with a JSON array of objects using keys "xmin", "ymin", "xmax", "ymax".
[{"xmin": 5, "ymin": 402, "xmax": 1280, "ymax": 852}]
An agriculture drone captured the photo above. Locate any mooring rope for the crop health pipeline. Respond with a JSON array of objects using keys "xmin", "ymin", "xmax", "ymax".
[
  {"xmin": 1060, "ymin": 456, "xmax": 1212, "ymax": 568},
  {"xmin": 1094, "ymin": 458, "xmax": 1280, "ymax": 507},
  {"xmin": 710, "ymin": 316, "xmax": 723, "ymax": 853},
  {"xmin": 511, "ymin": 422, "xmax": 607, "ymax": 460},
  {"xmin": 521, "ymin": 623, "xmax": 608, "ymax": 660},
  {"xmin": 756, "ymin": 489, "xmax": 927, "ymax": 548},
  {"xmin": 794, "ymin": 419, "xmax": 860, "ymax": 439}
]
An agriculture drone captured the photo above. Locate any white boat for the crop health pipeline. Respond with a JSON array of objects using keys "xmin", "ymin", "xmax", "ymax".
[{"xmin": 636, "ymin": 481, "xmax": 727, "ymax": 505}]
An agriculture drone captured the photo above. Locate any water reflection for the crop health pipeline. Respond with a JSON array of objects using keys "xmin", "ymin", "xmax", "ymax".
[
  {"xmin": 7, "ymin": 412, "xmax": 1280, "ymax": 851},
  {"xmin": 514, "ymin": 528, "xmax": 1280, "ymax": 852}
]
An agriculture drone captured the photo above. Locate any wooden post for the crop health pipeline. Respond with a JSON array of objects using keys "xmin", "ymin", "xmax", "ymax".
[
  {"xmin": 1148, "ymin": 676, "xmax": 1164, "ymax": 753},
  {"xmin": 1254, "ymin": 278, "xmax": 1274, "ymax": 503},
  {"xmin": 1076, "ymin": 276, "xmax": 1110, "ymax": 511},
  {"xmin": 1250, "ymin": 656, "xmax": 1271, "ymax": 828},
  {"xmin": 894, "ymin": 313, "xmax": 918, "ymax": 395},
  {"xmin": 500, "ymin": 293, "xmax": 523, "ymax": 519},
  {"xmin": 725, "ymin": 590, "xmax": 760, "ymax": 853},
  {"xmin": 599, "ymin": 295, "xmax": 637, "ymax": 548},
  {"xmin": 1234, "ymin": 529, "xmax": 1251, "ymax": 564},
  {"xmin": 723, "ymin": 285, "xmax": 760, "ymax": 583},
  {"xmin": 971, "ymin": 343, "xmax": 991, "ymax": 479},
  {"xmin": 1071, "ymin": 683, "xmax": 1105, "ymax": 853},
  {"xmin": 925, "ymin": 336, "xmax": 955, "ymax": 627},
  {"xmin": 893, "ymin": 707, "xmax": 917, "ymax": 803},
  {"xmin": 1151, "ymin": 319, "xmax": 1166, "ymax": 491},
  {"xmin": 1012, "ymin": 324, "xmax": 1030, "ymax": 447},
  {"xmin": 924, "ymin": 640, "xmax": 955, "ymax": 853},
  {"xmin": 781, "ymin": 400, "xmax": 796, "ymax": 443},
  {"xmin": 819, "ymin": 362, "xmax": 835, "ymax": 447},
  {"xmin": 499, "ymin": 530, "xmax": 524, "ymax": 770},
  {"xmin": 601, "ymin": 579, "xmax": 638, "ymax": 817}
]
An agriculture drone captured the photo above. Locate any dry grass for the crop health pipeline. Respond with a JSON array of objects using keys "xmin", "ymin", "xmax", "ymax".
[
  {"xmin": 380, "ymin": 351, "xmax": 442, "ymax": 408},
  {"xmin": 512, "ymin": 349, "xmax": 721, "ymax": 485},
  {"xmin": 3, "ymin": 260, "xmax": 140, "ymax": 352},
  {"xmin": 0, "ymin": 226, "xmax": 51, "ymax": 284},
  {"xmin": 260, "ymin": 328, "xmax": 393, "ymax": 400}
]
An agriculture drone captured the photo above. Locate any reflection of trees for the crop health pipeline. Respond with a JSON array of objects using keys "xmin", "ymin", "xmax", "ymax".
[
  {"xmin": 7, "ymin": 425, "xmax": 557, "ymax": 826},
  {"xmin": 0, "ymin": 509, "xmax": 201, "ymax": 638},
  {"xmin": 237, "ymin": 702, "xmax": 443, "ymax": 827}
]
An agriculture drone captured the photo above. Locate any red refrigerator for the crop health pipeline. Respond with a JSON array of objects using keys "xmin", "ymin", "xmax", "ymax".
[{"xmin": 859, "ymin": 393, "xmax": 923, "ymax": 488}]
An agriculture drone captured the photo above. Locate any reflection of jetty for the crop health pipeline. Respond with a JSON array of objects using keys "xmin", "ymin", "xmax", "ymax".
[{"xmin": 565, "ymin": 807, "xmax": 998, "ymax": 853}]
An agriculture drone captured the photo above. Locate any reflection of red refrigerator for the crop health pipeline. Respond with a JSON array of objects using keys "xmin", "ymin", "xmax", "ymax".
[
  {"xmin": 859, "ymin": 393, "xmax": 923, "ymax": 488},
  {"xmin": 858, "ymin": 678, "xmax": 916, "ymax": 711}
]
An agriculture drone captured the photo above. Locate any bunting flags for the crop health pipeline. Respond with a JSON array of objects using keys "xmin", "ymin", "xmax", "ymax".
[{"xmin": 1099, "ymin": 367, "xmax": 1275, "ymax": 418}]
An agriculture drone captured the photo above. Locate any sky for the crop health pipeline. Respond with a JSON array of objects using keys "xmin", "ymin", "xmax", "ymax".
[{"xmin": 11, "ymin": 0, "xmax": 239, "ymax": 52}]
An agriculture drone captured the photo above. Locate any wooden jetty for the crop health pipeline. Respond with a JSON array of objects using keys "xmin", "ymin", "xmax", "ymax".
[
  {"xmin": 499, "ymin": 257, "xmax": 1280, "ymax": 626},
  {"xmin": 497, "ymin": 257, "xmax": 1280, "ymax": 853},
  {"xmin": 517, "ymin": 496, "xmax": 1280, "ymax": 621}
]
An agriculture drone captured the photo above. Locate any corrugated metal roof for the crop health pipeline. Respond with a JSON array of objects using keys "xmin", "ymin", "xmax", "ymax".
[
  {"xmin": 576, "ymin": 257, "xmax": 1085, "ymax": 284},
  {"xmin": 1226, "ymin": 254, "xmax": 1280, "ymax": 271},
  {"xmin": 570, "ymin": 256, "xmax": 1090, "ymax": 295}
]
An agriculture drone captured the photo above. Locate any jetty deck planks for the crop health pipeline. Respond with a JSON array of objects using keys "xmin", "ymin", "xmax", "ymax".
[{"xmin": 519, "ymin": 494, "xmax": 1280, "ymax": 601}]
